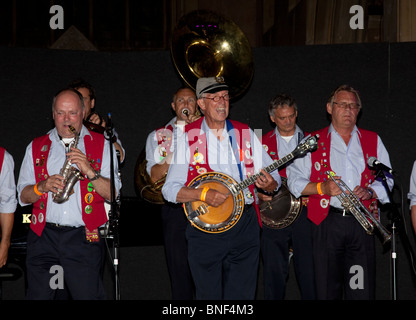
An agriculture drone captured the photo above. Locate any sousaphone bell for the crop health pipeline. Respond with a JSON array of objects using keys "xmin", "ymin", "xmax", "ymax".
[{"xmin": 171, "ymin": 10, "xmax": 254, "ymax": 99}]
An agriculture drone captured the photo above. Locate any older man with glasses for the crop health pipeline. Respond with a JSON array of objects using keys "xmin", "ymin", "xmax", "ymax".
[
  {"xmin": 287, "ymin": 84, "xmax": 394, "ymax": 300},
  {"xmin": 162, "ymin": 77, "xmax": 281, "ymax": 300}
]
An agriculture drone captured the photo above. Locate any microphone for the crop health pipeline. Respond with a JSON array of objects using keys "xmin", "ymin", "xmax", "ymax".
[
  {"xmin": 367, "ymin": 156, "xmax": 395, "ymax": 175},
  {"xmin": 182, "ymin": 108, "xmax": 190, "ymax": 118},
  {"xmin": 106, "ymin": 113, "xmax": 112, "ymax": 128},
  {"xmin": 105, "ymin": 113, "xmax": 115, "ymax": 142}
]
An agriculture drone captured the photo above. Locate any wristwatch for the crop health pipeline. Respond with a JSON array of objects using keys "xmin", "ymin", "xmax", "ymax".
[
  {"xmin": 261, "ymin": 185, "xmax": 279, "ymax": 196},
  {"xmin": 89, "ymin": 169, "xmax": 101, "ymax": 182}
]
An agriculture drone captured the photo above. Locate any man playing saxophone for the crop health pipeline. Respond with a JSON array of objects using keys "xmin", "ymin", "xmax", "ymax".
[
  {"xmin": 17, "ymin": 88, "xmax": 121, "ymax": 299},
  {"xmin": 287, "ymin": 85, "xmax": 393, "ymax": 300}
]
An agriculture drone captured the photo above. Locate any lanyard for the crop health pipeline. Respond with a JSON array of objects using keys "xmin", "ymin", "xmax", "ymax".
[{"xmin": 226, "ymin": 120, "xmax": 244, "ymax": 181}]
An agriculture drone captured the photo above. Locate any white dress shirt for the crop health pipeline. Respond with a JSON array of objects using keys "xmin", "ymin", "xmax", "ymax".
[{"xmin": 0, "ymin": 150, "xmax": 17, "ymax": 214}]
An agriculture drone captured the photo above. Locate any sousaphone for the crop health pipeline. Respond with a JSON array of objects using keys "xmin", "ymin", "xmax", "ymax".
[
  {"xmin": 134, "ymin": 10, "xmax": 254, "ymax": 204},
  {"xmin": 171, "ymin": 10, "xmax": 254, "ymax": 99}
]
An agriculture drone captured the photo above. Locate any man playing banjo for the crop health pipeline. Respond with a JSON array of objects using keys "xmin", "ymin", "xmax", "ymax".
[
  {"xmin": 162, "ymin": 77, "xmax": 281, "ymax": 300},
  {"xmin": 260, "ymin": 94, "xmax": 316, "ymax": 299}
]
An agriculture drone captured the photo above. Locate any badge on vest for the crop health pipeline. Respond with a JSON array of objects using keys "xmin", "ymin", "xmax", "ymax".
[
  {"xmin": 193, "ymin": 147, "xmax": 204, "ymax": 164},
  {"xmin": 197, "ymin": 167, "xmax": 207, "ymax": 174},
  {"xmin": 320, "ymin": 198, "xmax": 329, "ymax": 208},
  {"xmin": 87, "ymin": 182, "xmax": 95, "ymax": 192},
  {"xmin": 35, "ymin": 155, "xmax": 46, "ymax": 167},
  {"xmin": 85, "ymin": 227, "xmax": 99, "ymax": 242},
  {"xmin": 85, "ymin": 193, "xmax": 94, "ymax": 204},
  {"xmin": 159, "ymin": 146, "xmax": 167, "ymax": 160}
]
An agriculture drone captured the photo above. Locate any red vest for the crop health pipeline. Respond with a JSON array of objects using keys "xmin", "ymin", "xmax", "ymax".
[
  {"xmin": 155, "ymin": 124, "xmax": 174, "ymax": 159},
  {"xmin": 30, "ymin": 131, "xmax": 107, "ymax": 236},
  {"xmin": 262, "ymin": 129, "xmax": 287, "ymax": 177},
  {"xmin": 0, "ymin": 147, "xmax": 5, "ymax": 174},
  {"xmin": 307, "ymin": 126, "xmax": 378, "ymax": 225},
  {"xmin": 184, "ymin": 117, "xmax": 261, "ymax": 225}
]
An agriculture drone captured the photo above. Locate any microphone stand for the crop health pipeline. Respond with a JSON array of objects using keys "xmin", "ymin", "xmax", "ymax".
[
  {"xmin": 105, "ymin": 113, "xmax": 121, "ymax": 300},
  {"xmin": 375, "ymin": 169, "xmax": 416, "ymax": 300}
]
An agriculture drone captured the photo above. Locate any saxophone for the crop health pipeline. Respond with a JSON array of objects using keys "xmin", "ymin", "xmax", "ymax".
[{"xmin": 53, "ymin": 126, "xmax": 85, "ymax": 204}]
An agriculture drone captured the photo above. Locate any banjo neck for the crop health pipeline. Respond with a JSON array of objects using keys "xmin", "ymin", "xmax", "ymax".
[
  {"xmin": 234, "ymin": 134, "xmax": 319, "ymax": 193},
  {"xmin": 235, "ymin": 153, "xmax": 294, "ymax": 192}
]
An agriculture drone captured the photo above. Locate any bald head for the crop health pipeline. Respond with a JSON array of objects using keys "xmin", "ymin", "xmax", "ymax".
[{"xmin": 52, "ymin": 89, "xmax": 85, "ymax": 138}]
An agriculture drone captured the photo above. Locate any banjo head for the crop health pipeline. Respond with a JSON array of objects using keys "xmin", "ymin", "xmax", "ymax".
[
  {"xmin": 259, "ymin": 181, "xmax": 302, "ymax": 229},
  {"xmin": 185, "ymin": 172, "xmax": 245, "ymax": 233}
]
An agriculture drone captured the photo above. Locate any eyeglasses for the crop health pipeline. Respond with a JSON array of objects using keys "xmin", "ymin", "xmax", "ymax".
[
  {"xmin": 333, "ymin": 101, "xmax": 361, "ymax": 110},
  {"xmin": 202, "ymin": 94, "xmax": 230, "ymax": 102}
]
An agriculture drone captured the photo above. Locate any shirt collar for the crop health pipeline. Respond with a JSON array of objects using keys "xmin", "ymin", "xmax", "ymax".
[
  {"xmin": 201, "ymin": 118, "xmax": 228, "ymax": 138},
  {"xmin": 328, "ymin": 123, "xmax": 360, "ymax": 138},
  {"xmin": 273, "ymin": 124, "xmax": 302, "ymax": 138},
  {"xmin": 168, "ymin": 117, "xmax": 177, "ymax": 127}
]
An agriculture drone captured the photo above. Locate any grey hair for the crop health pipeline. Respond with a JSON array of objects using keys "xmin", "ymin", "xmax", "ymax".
[
  {"xmin": 327, "ymin": 84, "xmax": 362, "ymax": 108},
  {"xmin": 268, "ymin": 93, "xmax": 298, "ymax": 117}
]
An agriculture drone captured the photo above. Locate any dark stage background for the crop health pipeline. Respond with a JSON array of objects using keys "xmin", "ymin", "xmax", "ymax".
[{"xmin": 1, "ymin": 42, "xmax": 416, "ymax": 299}]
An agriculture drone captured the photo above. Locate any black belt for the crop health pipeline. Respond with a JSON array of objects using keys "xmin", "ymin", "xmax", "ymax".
[
  {"xmin": 244, "ymin": 204, "xmax": 253, "ymax": 212},
  {"xmin": 45, "ymin": 222, "xmax": 80, "ymax": 230},
  {"xmin": 329, "ymin": 206, "xmax": 352, "ymax": 216}
]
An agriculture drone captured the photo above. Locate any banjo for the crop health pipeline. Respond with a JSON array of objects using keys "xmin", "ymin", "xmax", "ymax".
[{"xmin": 184, "ymin": 134, "xmax": 319, "ymax": 233}]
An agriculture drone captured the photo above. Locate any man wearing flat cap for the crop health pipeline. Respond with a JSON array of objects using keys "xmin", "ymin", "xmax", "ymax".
[{"xmin": 162, "ymin": 76, "xmax": 281, "ymax": 300}]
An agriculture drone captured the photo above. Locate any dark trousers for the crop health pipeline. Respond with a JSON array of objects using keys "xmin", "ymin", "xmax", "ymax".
[
  {"xmin": 26, "ymin": 224, "xmax": 106, "ymax": 300},
  {"xmin": 312, "ymin": 208, "xmax": 376, "ymax": 300},
  {"xmin": 261, "ymin": 206, "xmax": 316, "ymax": 299},
  {"xmin": 186, "ymin": 206, "xmax": 260, "ymax": 300},
  {"xmin": 161, "ymin": 203, "xmax": 194, "ymax": 300}
]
